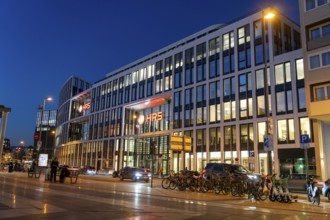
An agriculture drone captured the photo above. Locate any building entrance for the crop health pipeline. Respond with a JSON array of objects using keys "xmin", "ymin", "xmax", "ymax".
[{"xmin": 124, "ymin": 135, "xmax": 170, "ymax": 175}]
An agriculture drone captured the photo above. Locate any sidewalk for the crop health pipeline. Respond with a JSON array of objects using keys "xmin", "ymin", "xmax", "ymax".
[
  {"xmin": 3, "ymin": 172, "xmax": 330, "ymax": 215},
  {"xmin": 85, "ymin": 175, "xmax": 330, "ymax": 205}
]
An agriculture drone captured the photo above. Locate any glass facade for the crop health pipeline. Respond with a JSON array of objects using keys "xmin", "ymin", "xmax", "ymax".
[{"xmin": 57, "ymin": 9, "xmax": 312, "ymax": 176}]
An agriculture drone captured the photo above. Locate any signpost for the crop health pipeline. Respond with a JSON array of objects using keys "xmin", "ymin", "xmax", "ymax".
[
  {"xmin": 300, "ymin": 134, "xmax": 310, "ymax": 179},
  {"xmin": 38, "ymin": 153, "xmax": 48, "ymax": 167},
  {"xmin": 263, "ymin": 135, "xmax": 273, "ymax": 151}
]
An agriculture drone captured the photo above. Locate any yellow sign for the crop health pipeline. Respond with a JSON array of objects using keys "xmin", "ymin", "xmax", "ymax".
[
  {"xmin": 170, "ymin": 136, "xmax": 192, "ymax": 151},
  {"xmin": 184, "ymin": 137, "xmax": 192, "ymax": 152},
  {"xmin": 170, "ymin": 136, "xmax": 183, "ymax": 151}
]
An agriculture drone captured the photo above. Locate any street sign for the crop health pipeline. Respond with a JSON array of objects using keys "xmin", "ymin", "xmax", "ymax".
[
  {"xmin": 300, "ymin": 134, "xmax": 309, "ymax": 144},
  {"xmin": 300, "ymin": 134, "xmax": 310, "ymax": 149},
  {"xmin": 301, "ymin": 143, "xmax": 310, "ymax": 149},
  {"xmin": 263, "ymin": 135, "xmax": 273, "ymax": 151}
]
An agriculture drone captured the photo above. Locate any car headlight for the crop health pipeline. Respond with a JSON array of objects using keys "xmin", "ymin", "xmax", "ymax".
[
  {"xmin": 247, "ymin": 174, "xmax": 257, "ymax": 179},
  {"xmin": 148, "ymin": 173, "xmax": 151, "ymax": 177},
  {"xmin": 135, "ymin": 173, "xmax": 142, "ymax": 177}
]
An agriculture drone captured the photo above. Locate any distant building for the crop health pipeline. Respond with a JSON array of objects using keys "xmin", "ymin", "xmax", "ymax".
[
  {"xmin": 3, "ymin": 138, "xmax": 10, "ymax": 151},
  {"xmin": 0, "ymin": 105, "xmax": 11, "ymax": 163},
  {"xmin": 299, "ymin": 0, "xmax": 330, "ymax": 180},
  {"xmin": 34, "ymin": 109, "xmax": 57, "ymax": 159}
]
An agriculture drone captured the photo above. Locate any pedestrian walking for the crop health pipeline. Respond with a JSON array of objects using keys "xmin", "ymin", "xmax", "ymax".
[
  {"xmin": 50, "ymin": 157, "xmax": 59, "ymax": 182},
  {"xmin": 30, "ymin": 160, "xmax": 37, "ymax": 172},
  {"xmin": 8, "ymin": 162, "xmax": 13, "ymax": 173},
  {"xmin": 158, "ymin": 167, "xmax": 163, "ymax": 178}
]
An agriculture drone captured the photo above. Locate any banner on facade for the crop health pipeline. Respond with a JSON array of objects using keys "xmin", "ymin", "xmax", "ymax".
[
  {"xmin": 184, "ymin": 136, "xmax": 192, "ymax": 152},
  {"xmin": 170, "ymin": 136, "xmax": 183, "ymax": 151}
]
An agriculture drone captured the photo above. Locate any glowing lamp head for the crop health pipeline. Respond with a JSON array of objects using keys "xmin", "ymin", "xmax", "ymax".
[
  {"xmin": 137, "ymin": 115, "xmax": 145, "ymax": 125},
  {"xmin": 264, "ymin": 12, "xmax": 275, "ymax": 20}
]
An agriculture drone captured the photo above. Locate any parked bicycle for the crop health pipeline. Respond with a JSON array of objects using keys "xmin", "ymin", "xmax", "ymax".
[
  {"xmin": 161, "ymin": 170, "xmax": 176, "ymax": 189},
  {"xmin": 307, "ymin": 176, "xmax": 321, "ymax": 205}
]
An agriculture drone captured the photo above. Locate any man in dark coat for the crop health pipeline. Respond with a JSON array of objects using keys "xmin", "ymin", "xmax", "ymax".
[
  {"xmin": 50, "ymin": 157, "xmax": 59, "ymax": 182},
  {"xmin": 8, "ymin": 162, "xmax": 13, "ymax": 173}
]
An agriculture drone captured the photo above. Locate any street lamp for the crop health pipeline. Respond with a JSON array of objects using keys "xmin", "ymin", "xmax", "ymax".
[
  {"xmin": 51, "ymin": 130, "xmax": 56, "ymax": 159},
  {"xmin": 37, "ymin": 97, "xmax": 53, "ymax": 152},
  {"xmin": 262, "ymin": 9, "xmax": 275, "ymax": 175}
]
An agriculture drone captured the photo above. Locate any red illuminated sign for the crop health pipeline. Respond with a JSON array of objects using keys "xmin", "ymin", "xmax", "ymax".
[
  {"xmin": 34, "ymin": 132, "xmax": 39, "ymax": 140},
  {"xmin": 82, "ymin": 103, "xmax": 90, "ymax": 110},
  {"xmin": 145, "ymin": 112, "xmax": 163, "ymax": 122},
  {"xmin": 79, "ymin": 103, "xmax": 91, "ymax": 112}
]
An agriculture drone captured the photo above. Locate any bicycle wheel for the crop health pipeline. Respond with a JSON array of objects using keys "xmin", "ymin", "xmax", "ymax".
[
  {"xmin": 161, "ymin": 178, "xmax": 170, "ymax": 189},
  {"xmin": 188, "ymin": 178, "xmax": 196, "ymax": 192},
  {"xmin": 195, "ymin": 180, "xmax": 202, "ymax": 192},
  {"xmin": 202, "ymin": 181, "xmax": 210, "ymax": 193},
  {"xmin": 231, "ymin": 184, "xmax": 239, "ymax": 196},
  {"xmin": 222, "ymin": 185, "xmax": 231, "ymax": 195},
  {"xmin": 178, "ymin": 180, "xmax": 186, "ymax": 191},
  {"xmin": 314, "ymin": 196, "xmax": 320, "ymax": 205},
  {"xmin": 169, "ymin": 180, "xmax": 177, "ymax": 190},
  {"xmin": 214, "ymin": 182, "xmax": 221, "ymax": 194},
  {"xmin": 257, "ymin": 188, "xmax": 267, "ymax": 201},
  {"xmin": 276, "ymin": 194, "xmax": 282, "ymax": 202},
  {"xmin": 269, "ymin": 189, "xmax": 276, "ymax": 202}
]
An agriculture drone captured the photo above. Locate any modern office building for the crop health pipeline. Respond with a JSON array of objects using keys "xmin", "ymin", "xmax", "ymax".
[
  {"xmin": 34, "ymin": 109, "xmax": 57, "ymax": 159},
  {"xmin": 57, "ymin": 7, "xmax": 315, "ymax": 176},
  {"xmin": 299, "ymin": 0, "xmax": 330, "ymax": 180},
  {"xmin": 56, "ymin": 76, "xmax": 92, "ymax": 160}
]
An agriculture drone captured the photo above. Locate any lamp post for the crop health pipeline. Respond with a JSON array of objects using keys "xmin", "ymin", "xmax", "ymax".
[
  {"xmin": 37, "ymin": 97, "xmax": 53, "ymax": 153},
  {"xmin": 52, "ymin": 130, "xmax": 56, "ymax": 160},
  {"xmin": 262, "ymin": 9, "xmax": 275, "ymax": 175}
]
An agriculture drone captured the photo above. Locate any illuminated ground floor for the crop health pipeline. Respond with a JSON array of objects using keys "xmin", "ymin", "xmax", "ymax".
[
  {"xmin": 57, "ymin": 96, "xmax": 318, "ymax": 176},
  {"xmin": 57, "ymin": 136, "xmax": 316, "ymax": 176}
]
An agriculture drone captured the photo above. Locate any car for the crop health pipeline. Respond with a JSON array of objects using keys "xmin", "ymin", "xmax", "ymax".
[
  {"xmin": 80, "ymin": 166, "xmax": 96, "ymax": 175},
  {"xmin": 97, "ymin": 168, "xmax": 115, "ymax": 176},
  {"xmin": 204, "ymin": 163, "xmax": 260, "ymax": 180},
  {"xmin": 322, "ymin": 178, "xmax": 330, "ymax": 201},
  {"xmin": 119, "ymin": 167, "xmax": 151, "ymax": 182}
]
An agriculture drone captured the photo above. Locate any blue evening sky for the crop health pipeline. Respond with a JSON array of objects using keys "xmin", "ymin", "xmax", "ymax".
[{"xmin": 0, "ymin": 0, "xmax": 299, "ymax": 146}]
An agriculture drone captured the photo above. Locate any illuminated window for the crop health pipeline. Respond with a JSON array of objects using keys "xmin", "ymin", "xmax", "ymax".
[
  {"xmin": 257, "ymin": 122, "xmax": 266, "ymax": 143},
  {"xmin": 296, "ymin": 59, "xmax": 304, "ymax": 80},
  {"xmin": 277, "ymin": 119, "xmax": 295, "ymax": 144}
]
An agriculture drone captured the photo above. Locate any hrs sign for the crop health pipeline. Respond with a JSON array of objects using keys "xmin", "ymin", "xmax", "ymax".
[{"xmin": 145, "ymin": 112, "xmax": 163, "ymax": 122}]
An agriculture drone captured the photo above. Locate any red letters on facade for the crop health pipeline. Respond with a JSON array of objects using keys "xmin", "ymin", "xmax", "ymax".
[{"xmin": 145, "ymin": 112, "xmax": 163, "ymax": 122}]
